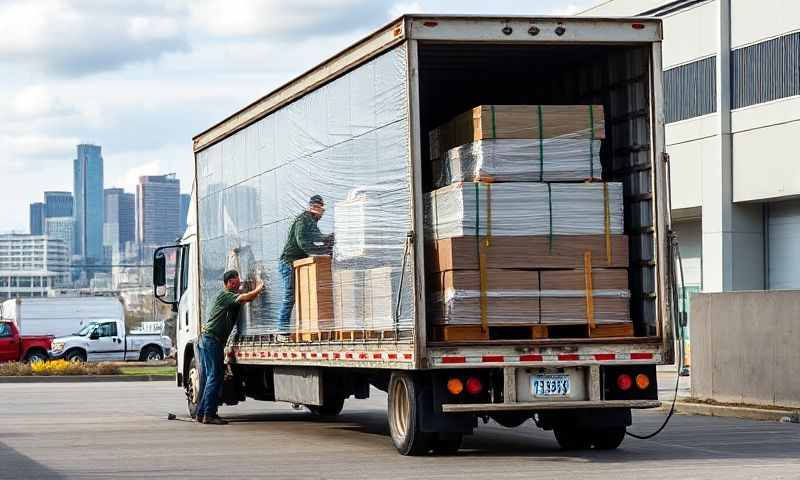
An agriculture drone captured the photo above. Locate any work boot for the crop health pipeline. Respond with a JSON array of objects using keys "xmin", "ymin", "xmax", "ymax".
[
  {"xmin": 196, "ymin": 415, "xmax": 204, "ymax": 423},
  {"xmin": 202, "ymin": 415, "xmax": 229, "ymax": 425}
]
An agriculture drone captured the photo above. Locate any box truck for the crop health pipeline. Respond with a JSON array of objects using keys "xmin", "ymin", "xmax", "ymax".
[{"xmin": 154, "ymin": 15, "xmax": 677, "ymax": 455}]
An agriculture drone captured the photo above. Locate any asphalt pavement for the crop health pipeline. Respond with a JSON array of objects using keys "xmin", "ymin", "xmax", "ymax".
[{"xmin": 1, "ymin": 380, "xmax": 798, "ymax": 479}]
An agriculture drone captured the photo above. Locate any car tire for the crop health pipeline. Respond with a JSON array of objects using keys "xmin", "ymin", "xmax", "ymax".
[
  {"xmin": 141, "ymin": 346, "xmax": 163, "ymax": 362},
  {"xmin": 65, "ymin": 349, "xmax": 87, "ymax": 363},
  {"xmin": 24, "ymin": 350, "xmax": 48, "ymax": 364}
]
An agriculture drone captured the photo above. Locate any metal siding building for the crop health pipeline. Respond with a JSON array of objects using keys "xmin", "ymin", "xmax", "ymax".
[{"xmin": 582, "ymin": 0, "xmax": 800, "ymax": 294}]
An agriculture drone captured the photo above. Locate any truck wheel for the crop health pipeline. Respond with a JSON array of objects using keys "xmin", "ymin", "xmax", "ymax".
[
  {"xmin": 65, "ymin": 349, "xmax": 86, "ymax": 363},
  {"xmin": 186, "ymin": 356, "xmax": 203, "ymax": 419},
  {"xmin": 430, "ymin": 432, "xmax": 462, "ymax": 455},
  {"xmin": 141, "ymin": 346, "xmax": 163, "ymax": 362},
  {"xmin": 24, "ymin": 350, "xmax": 48, "ymax": 364},
  {"xmin": 388, "ymin": 372, "xmax": 432, "ymax": 456},
  {"xmin": 308, "ymin": 396, "xmax": 345, "ymax": 416},
  {"xmin": 553, "ymin": 427, "xmax": 592, "ymax": 450},
  {"xmin": 589, "ymin": 427, "xmax": 626, "ymax": 450}
]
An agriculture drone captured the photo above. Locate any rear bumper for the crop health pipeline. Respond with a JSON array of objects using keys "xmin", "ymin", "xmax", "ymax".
[{"xmin": 441, "ymin": 399, "xmax": 661, "ymax": 413}]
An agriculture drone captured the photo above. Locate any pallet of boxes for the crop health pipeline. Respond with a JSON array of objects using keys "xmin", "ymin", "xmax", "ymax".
[{"xmin": 426, "ymin": 105, "xmax": 633, "ymax": 341}]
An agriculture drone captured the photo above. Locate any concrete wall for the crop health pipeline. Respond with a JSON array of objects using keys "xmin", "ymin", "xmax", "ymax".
[{"xmin": 690, "ymin": 291, "xmax": 800, "ymax": 408}]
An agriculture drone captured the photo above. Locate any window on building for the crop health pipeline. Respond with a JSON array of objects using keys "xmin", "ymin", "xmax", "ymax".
[
  {"xmin": 731, "ymin": 32, "xmax": 800, "ymax": 109},
  {"xmin": 664, "ymin": 56, "xmax": 717, "ymax": 123}
]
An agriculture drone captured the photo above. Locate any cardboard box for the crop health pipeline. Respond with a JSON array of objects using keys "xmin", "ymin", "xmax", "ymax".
[
  {"xmin": 293, "ymin": 256, "xmax": 334, "ymax": 332},
  {"xmin": 427, "ymin": 235, "xmax": 629, "ymax": 272},
  {"xmin": 540, "ymin": 269, "xmax": 630, "ymax": 325},
  {"xmin": 333, "ymin": 266, "xmax": 397, "ymax": 331},
  {"xmin": 430, "ymin": 297, "xmax": 539, "ymax": 325},
  {"xmin": 429, "ymin": 105, "xmax": 606, "ymax": 160}
]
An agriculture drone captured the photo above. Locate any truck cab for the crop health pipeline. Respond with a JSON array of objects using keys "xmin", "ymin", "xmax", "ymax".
[
  {"xmin": 49, "ymin": 318, "xmax": 173, "ymax": 363},
  {"xmin": 0, "ymin": 320, "xmax": 53, "ymax": 363}
]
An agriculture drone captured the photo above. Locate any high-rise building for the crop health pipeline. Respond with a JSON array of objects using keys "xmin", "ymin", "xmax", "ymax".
[
  {"xmin": 136, "ymin": 174, "xmax": 180, "ymax": 247},
  {"xmin": 45, "ymin": 217, "xmax": 75, "ymax": 258},
  {"xmin": 104, "ymin": 188, "xmax": 135, "ymax": 252},
  {"xmin": 0, "ymin": 234, "xmax": 70, "ymax": 299},
  {"xmin": 179, "ymin": 193, "xmax": 191, "ymax": 234},
  {"xmin": 73, "ymin": 144, "xmax": 104, "ymax": 264},
  {"xmin": 29, "ymin": 203, "xmax": 44, "ymax": 235},
  {"xmin": 44, "ymin": 191, "xmax": 73, "ymax": 218}
]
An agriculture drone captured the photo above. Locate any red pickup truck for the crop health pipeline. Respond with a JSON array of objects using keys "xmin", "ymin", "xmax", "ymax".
[{"xmin": 0, "ymin": 320, "xmax": 52, "ymax": 363}]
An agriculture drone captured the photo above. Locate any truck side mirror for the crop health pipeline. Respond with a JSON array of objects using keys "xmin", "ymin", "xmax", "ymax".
[
  {"xmin": 153, "ymin": 251, "xmax": 167, "ymax": 288},
  {"xmin": 153, "ymin": 245, "xmax": 181, "ymax": 306}
]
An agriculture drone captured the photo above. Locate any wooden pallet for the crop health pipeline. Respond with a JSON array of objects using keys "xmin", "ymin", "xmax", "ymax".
[
  {"xmin": 432, "ymin": 322, "xmax": 634, "ymax": 342},
  {"xmin": 334, "ymin": 329, "xmax": 398, "ymax": 341}
]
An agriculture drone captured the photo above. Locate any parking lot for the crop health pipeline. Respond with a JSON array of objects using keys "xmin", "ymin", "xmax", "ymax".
[{"xmin": 2, "ymin": 380, "xmax": 799, "ymax": 479}]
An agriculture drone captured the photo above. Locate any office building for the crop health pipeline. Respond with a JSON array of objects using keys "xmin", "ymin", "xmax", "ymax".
[
  {"xmin": 73, "ymin": 144, "xmax": 104, "ymax": 263},
  {"xmin": 136, "ymin": 174, "xmax": 181, "ymax": 247},
  {"xmin": 44, "ymin": 191, "xmax": 73, "ymax": 219},
  {"xmin": 0, "ymin": 234, "xmax": 70, "ymax": 300},
  {"xmin": 29, "ymin": 203, "xmax": 44, "ymax": 235},
  {"xmin": 104, "ymin": 188, "xmax": 136, "ymax": 253},
  {"xmin": 45, "ymin": 217, "xmax": 75, "ymax": 258},
  {"xmin": 179, "ymin": 193, "xmax": 191, "ymax": 235}
]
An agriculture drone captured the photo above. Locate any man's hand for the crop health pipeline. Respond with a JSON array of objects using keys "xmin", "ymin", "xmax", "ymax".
[
  {"xmin": 254, "ymin": 279, "xmax": 265, "ymax": 293},
  {"xmin": 238, "ymin": 278, "xmax": 266, "ymax": 304}
]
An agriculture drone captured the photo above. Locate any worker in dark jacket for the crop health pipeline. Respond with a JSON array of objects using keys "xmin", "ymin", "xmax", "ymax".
[
  {"xmin": 277, "ymin": 195, "xmax": 333, "ymax": 335},
  {"xmin": 197, "ymin": 269, "xmax": 264, "ymax": 425}
]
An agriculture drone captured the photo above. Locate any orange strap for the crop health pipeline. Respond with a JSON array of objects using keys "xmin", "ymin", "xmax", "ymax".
[
  {"xmin": 584, "ymin": 251, "xmax": 595, "ymax": 329},
  {"xmin": 478, "ymin": 184, "xmax": 492, "ymax": 334}
]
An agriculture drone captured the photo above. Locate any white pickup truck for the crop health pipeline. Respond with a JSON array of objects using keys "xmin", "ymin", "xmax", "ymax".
[{"xmin": 49, "ymin": 318, "xmax": 173, "ymax": 363}]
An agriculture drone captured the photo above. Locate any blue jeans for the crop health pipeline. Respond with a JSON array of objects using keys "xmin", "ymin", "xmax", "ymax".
[
  {"xmin": 197, "ymin": 334, "xmax": 223, "ymax": 418},
  {"xmin": 277, "ymin": 260, "xmax": 295, "ymax": 333}
]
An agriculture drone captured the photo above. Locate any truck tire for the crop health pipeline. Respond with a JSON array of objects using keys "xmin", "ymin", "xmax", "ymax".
[
  {"xmin": 589, "ymin": 427, "xmax": 626, "ymax": 450},
  {"xmin": 553, "ymin": 427, "xmax": 592, "ymax": 450},
  {"xmin": 308, "ymin": 396, "xmax": 345, "ymax": 416},
  {"xmin": 388, "ymin": 372, "xmax": 432, "ymax": 456},
  {"xmin": 65, "ymin": 349, "xmax": 86, "ymax": 363},
  {"xmin": 186, "ymin": 355, "xmax": 203, "ymax": 419},
  {"xmin": 430, "ymin": 432, "xmax": 462, "ymax": 455},
  {"xmin": 141, "ymin": 346, "xmax": 163, "ymax": 362},
  {"xmin": 24, "ymin": 349, "xmax": 48, "ymax": 364}
]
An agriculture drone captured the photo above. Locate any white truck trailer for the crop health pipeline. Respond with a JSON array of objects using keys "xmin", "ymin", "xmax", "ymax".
[
  {"xmin": 0, "ymin": 297, "xmax": 124, "ymax": 338},
  {"xmin": 154, "ymin": 15, "xmax": 677, "ymax": 455}
]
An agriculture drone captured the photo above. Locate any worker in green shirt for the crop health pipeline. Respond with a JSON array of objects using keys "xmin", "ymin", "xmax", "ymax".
[
  {"xmin": 277, "ymin": 195, "xmax": 333, "ymax": 334},
  {"xmin": 197, "ymin": 269, "xmax": 264, "ymax": 425}
]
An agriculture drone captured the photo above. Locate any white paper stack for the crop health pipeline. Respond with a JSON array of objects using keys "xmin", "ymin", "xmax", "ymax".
[
  {"xmin": 424, "ymin": 182, "xmax": 624, "ymax": 240},
  {"xmin": 434, "ymin": 139, "xmax": 602, "ymax": 188}
]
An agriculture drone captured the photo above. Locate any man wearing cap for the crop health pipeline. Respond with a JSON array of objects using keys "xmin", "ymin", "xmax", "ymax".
[
  {"xmin": 277, "ymin": 195, "xmax": 334, "ymax": 335},
  {"xmin": 196, "ymin": 269, "xmax": 264, "ymax": 425}
]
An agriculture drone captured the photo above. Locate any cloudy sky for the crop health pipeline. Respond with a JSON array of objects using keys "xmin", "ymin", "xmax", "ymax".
[{"xmin": 0, "ymin": 0, "xmax": 594, "ymax": 232}]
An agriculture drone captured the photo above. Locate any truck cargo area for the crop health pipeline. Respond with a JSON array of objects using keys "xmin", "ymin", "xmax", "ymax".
[{"xmin": 418, "ymin": 42, "xmax": 660, "ymax": 342}]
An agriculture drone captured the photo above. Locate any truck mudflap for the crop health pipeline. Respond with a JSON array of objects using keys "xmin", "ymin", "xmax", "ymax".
[{"xmin": 441, "ymin": 399, "xmax": 661, "ymax": 413}]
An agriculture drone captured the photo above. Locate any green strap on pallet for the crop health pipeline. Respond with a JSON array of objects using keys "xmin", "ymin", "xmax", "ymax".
[
  {"xmin": 538, "ymin": 105, "xmax": 544, "ymax": 182},
  {"xmin": 589, "ymin": 105, "xmax": 595, "ymax": 179}
]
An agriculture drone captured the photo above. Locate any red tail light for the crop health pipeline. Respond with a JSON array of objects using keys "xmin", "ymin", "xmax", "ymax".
[
  {"xmin": 617, "ymin": 374, "xmax": 633, "ymax": 391},
  {"xmin": 466, "ymin": 377, "xmax": 483, "ymax": 395}
]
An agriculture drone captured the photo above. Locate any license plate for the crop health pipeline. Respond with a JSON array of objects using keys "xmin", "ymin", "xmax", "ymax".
[{"xmin": 531, "ymin": 374, "xmax": 571, "ymax": 397}]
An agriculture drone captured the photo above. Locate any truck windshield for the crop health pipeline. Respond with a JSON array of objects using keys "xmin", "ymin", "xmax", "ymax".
[{"xmin": 75, "ymin": 323, "xmax": 98, "ymax": 336}]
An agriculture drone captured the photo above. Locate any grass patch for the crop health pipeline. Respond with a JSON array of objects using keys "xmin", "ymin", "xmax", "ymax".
[
  {"xmin": 118, "ymin": 366, "xmax": 176, "ymax": 377},
  {"xmin": 0, "ymin": 360, "xmax": 120, "ymax": 376}
]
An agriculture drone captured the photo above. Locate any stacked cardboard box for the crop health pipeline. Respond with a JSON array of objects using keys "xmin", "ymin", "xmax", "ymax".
[
  {"xmin": 429, "ymin": 105, "xmax": 605, "ymax": 161},
  {"xmin": 426, "ymin": 104, "xmax": 632, "ymax": 334},
  {"xmin": 425, "ymin": 182, "xmax": 623, "ymax": 240},
  {"xmin": 333, "ymin": 266, "xmax": 396, "ymax": 331},
  {"xmin": 293, "ymin": 256, "xmax": 334, "ymax": 333}
]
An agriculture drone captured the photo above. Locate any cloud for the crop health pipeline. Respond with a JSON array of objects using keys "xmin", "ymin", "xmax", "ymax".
[
  {"xmin": 389, "ymin": 1, "xmax": 424, "ymax": 18},
  {"xmin": 0, "ymin": 134, "xmax": 80, "ymax": 172},
  {"xmin": 0, "ymin": 0, "xmax": 189, "ymax": 76}
]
